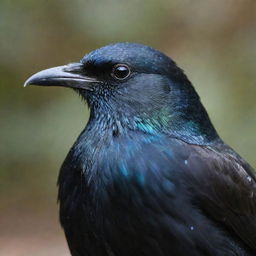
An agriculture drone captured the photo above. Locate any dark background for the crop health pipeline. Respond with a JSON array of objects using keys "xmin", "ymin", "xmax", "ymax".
[{"xmin": 1, "ymin": 1, "xmax": 255, "ymax": 255}]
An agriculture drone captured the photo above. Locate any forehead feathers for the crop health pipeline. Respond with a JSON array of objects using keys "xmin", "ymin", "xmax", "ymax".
[{"xmin": 81, "ymin": 43, "xmax": 177, "ymax": 76}]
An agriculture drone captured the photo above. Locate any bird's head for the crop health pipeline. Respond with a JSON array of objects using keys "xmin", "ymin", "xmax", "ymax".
[{"xmin": 25, "ymin": 43, "xmax": 218, "ymax": 144}]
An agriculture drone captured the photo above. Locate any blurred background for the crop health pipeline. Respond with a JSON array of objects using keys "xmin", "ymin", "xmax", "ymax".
[{"xmin": 1, "ymin": 0, "xmax": 255, "ymax": 255}]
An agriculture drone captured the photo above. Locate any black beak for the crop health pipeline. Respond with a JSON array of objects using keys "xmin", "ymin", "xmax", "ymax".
[{"xmin": 24, "ymin": 63, "xmax": 98, "ymax": 91}]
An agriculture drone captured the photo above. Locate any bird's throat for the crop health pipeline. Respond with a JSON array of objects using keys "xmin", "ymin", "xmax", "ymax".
[{"xmin": 87, "ymin": 105, "xmax": 219, "ymax": 146}]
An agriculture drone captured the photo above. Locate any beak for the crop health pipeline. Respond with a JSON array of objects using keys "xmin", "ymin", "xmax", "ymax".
[{"xmin": 24, "ymin": 63, "xmax": 98, "ymax": 91}]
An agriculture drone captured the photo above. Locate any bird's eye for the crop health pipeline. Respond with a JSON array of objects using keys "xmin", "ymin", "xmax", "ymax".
[{"xmin": 111, "ymin": 64, "xmax": 131, "ymax": 80}]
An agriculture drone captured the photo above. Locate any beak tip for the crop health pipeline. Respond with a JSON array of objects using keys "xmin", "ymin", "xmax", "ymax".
[
  {"xmin": 23, "ymin": 76, "xmax": 34, "ymax": 87},
  {"xmin": 23, "ymin": 80, "xmax": 29, "ymax": 87},
  {"xmin": 23, "ymin": 72, "xmax": 43, "ymax": 88}
]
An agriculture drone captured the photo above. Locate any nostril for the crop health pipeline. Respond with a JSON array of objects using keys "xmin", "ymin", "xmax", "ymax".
[{"xmin": 64, "ymin": 63, "xmax": 84, "ymax": 73}]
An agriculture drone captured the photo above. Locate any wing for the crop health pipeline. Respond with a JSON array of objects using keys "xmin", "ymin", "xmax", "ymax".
[
  {"xmin": 184, "ymin": 142, "xmax": 256, "ymax": 252},
  {"xmin": 98, "ymin": 136, "xmax": 256, "ymax": 255}
]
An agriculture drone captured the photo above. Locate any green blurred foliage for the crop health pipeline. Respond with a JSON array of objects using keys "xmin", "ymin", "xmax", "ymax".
[{"xmin": 0, "ymin": 0, "xmax": 255, "ymax": 254}]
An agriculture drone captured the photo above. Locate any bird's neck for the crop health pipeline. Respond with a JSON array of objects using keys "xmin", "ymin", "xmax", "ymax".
[{"xmin": 86, "ymin": 101, "xmax": 220, "ymax": 146}]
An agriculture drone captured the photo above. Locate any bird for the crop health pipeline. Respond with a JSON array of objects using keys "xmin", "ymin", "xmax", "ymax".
[{"xmin": 24, "ymin": 42, "xmax": 256, "ymax": 256}]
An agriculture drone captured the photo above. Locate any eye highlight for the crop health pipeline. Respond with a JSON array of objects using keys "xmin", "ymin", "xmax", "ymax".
[{"xmin": 111, "ymin": 64, "xmax": 131, "ymax": 80}]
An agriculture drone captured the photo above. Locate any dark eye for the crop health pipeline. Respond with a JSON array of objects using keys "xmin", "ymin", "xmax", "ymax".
[{"xmin": 111, "ymin": 64, "xmax": 131, "ymax": 80}]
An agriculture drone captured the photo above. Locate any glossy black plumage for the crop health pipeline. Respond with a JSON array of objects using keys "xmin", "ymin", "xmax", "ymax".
[{"xmin": 25, "ymin": 43, "xmax": 256, "ymax": 256}]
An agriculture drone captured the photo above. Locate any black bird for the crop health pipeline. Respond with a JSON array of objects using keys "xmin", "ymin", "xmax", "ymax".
[{"xmin": 24, "ymin": 43, "xmax": 256, "ymax": 256}]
